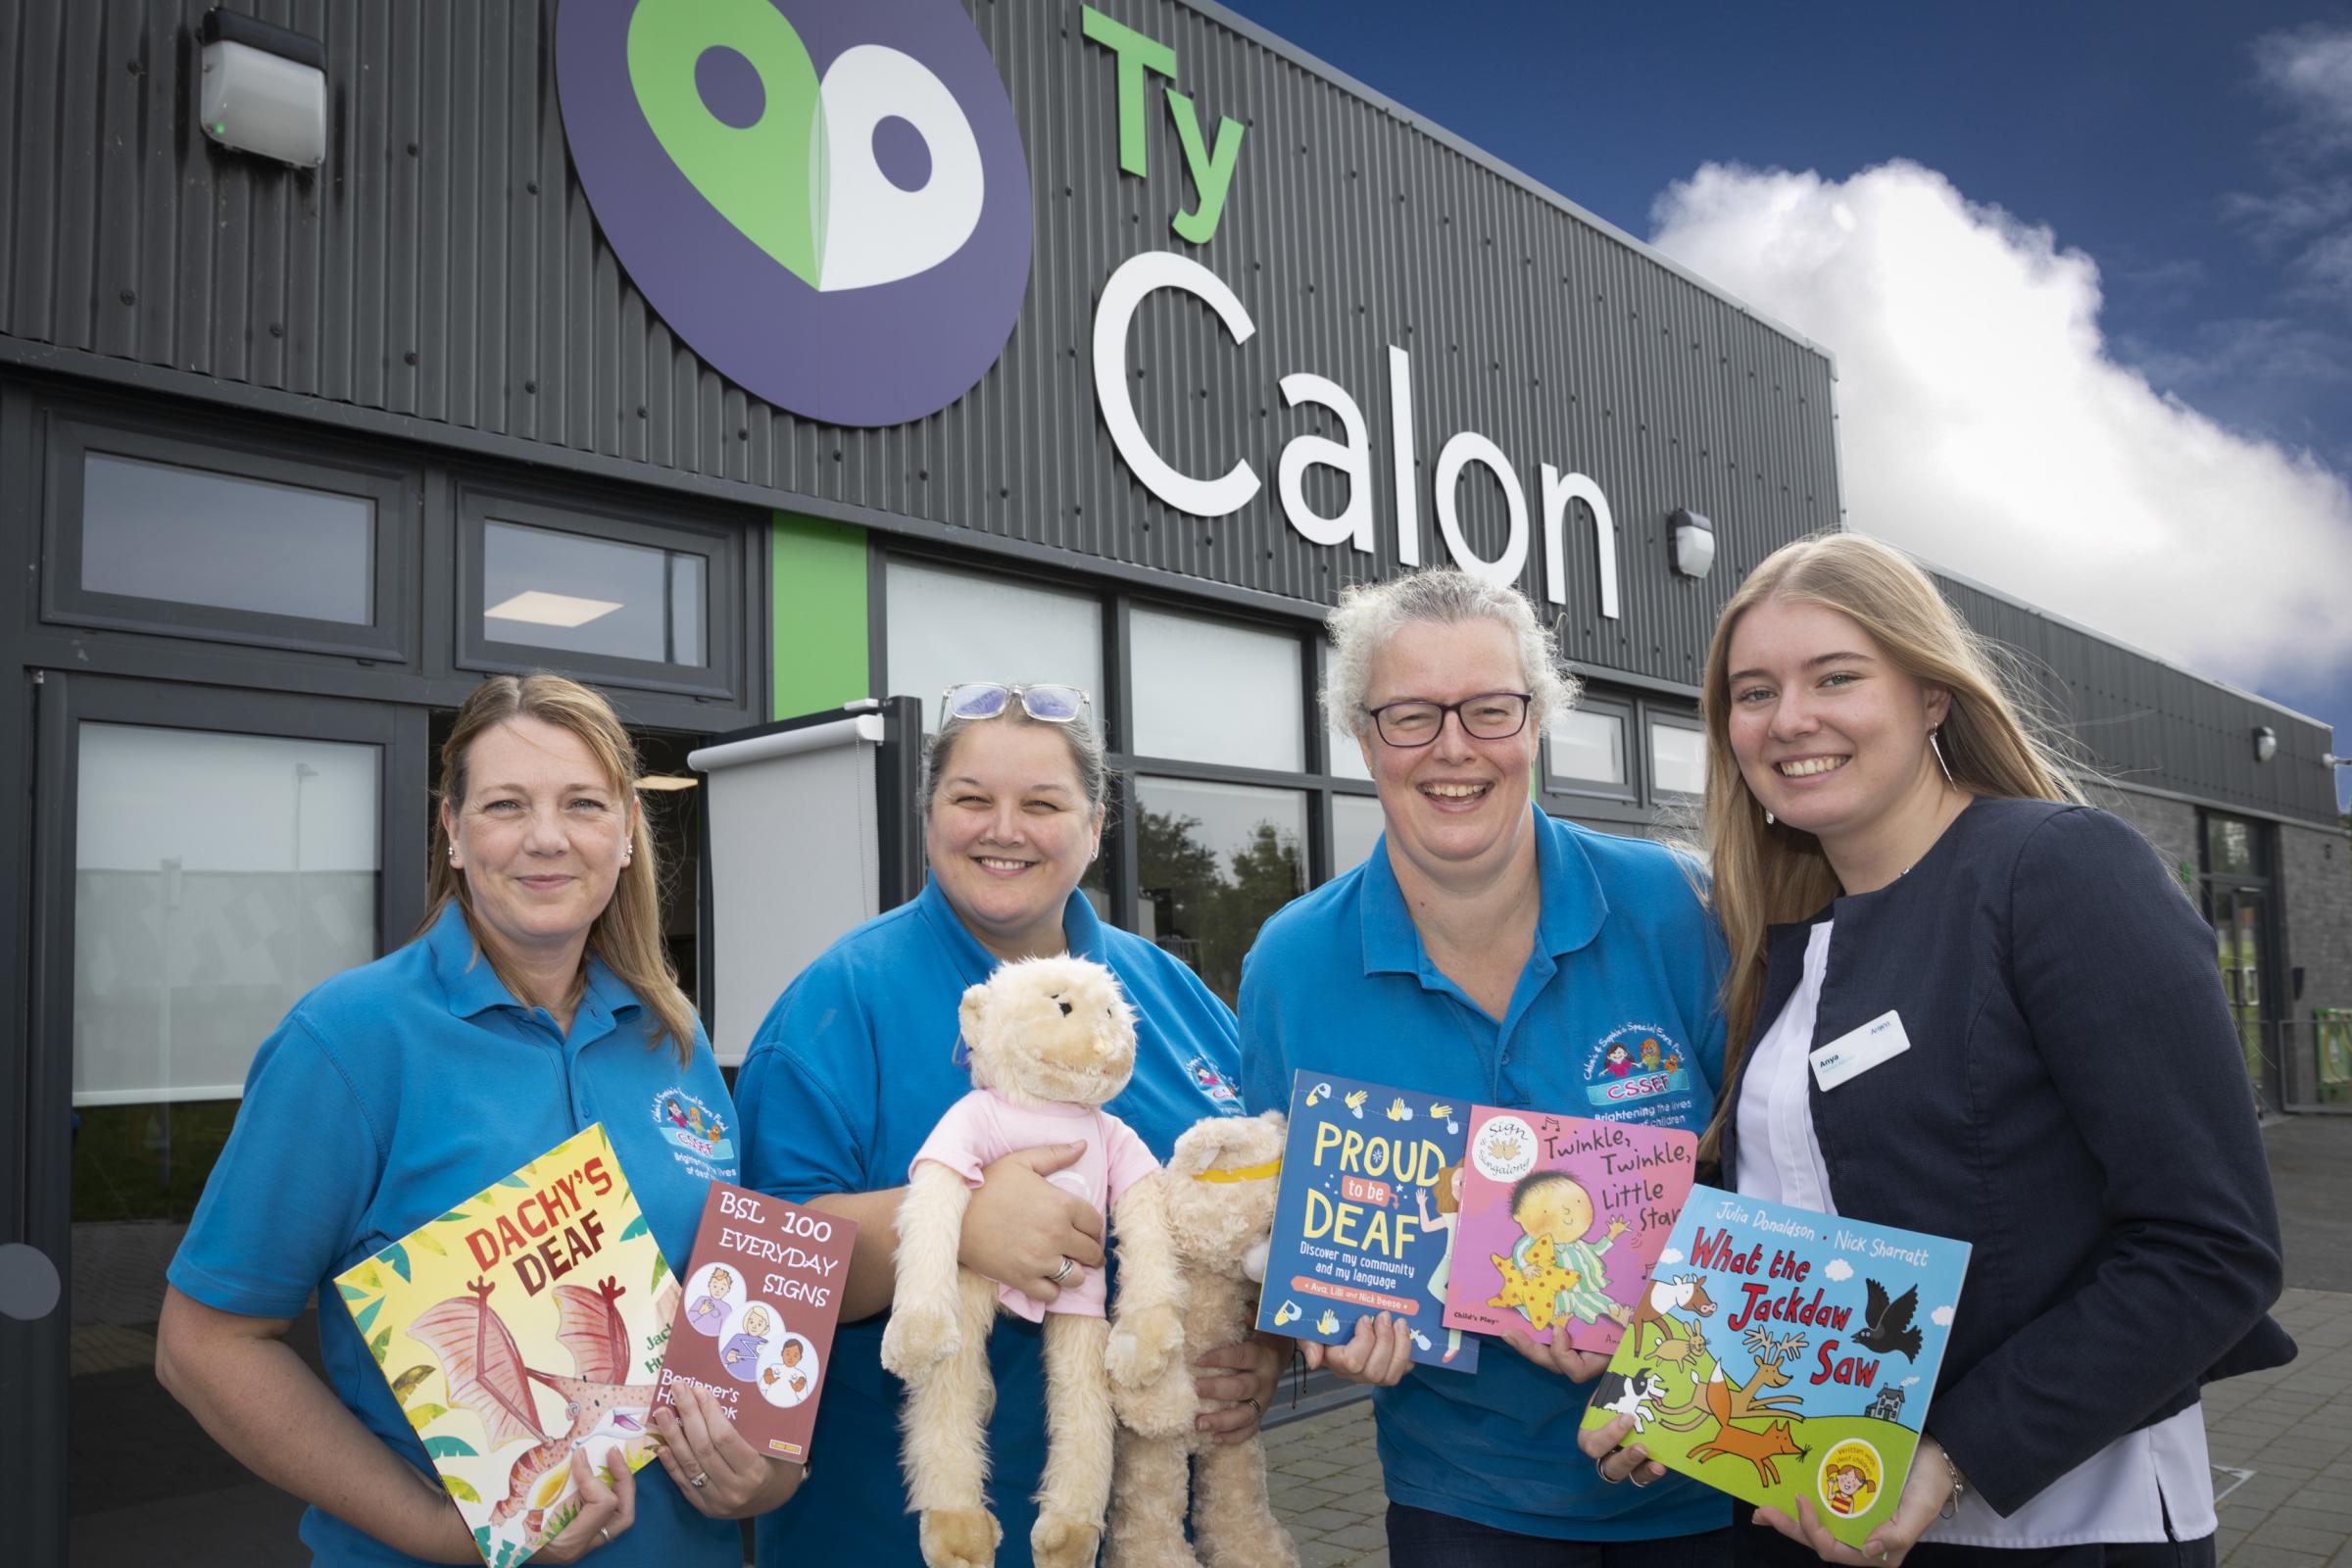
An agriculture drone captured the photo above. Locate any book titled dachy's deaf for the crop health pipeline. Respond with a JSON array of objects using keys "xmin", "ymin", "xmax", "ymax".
[
  {"xmin": 334, "ymin": 1124, "xmax": 673, "ymax": 1568},
  {"xmin": 657, "ymin": 1180, "xmax": 855, "ymax": 1464}
]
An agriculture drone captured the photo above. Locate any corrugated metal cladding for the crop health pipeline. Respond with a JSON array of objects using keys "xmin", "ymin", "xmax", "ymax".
[
  {"xmin": 0, "ymin": 0, "xmax": 1841, "ymax": 694},
  {"xmin": 0, "ymin": 0, "xmax": 2332, "ymax": 824},
  {"xmin": 1934, "ymin": 575, "xmax": 2336, "ymax": 823}
]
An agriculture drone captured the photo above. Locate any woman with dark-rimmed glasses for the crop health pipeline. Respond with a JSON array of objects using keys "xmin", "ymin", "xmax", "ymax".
[
  {"xmin": 732, "ymin": 681, "xmax": 1266, "ymax": 1568},
  {"xmin": 1239, "ymin": 567, "xmax": 1735, "ymax": 1567}
]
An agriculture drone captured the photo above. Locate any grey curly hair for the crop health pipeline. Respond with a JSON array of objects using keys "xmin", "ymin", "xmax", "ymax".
[{"xmin": 1320, "ymin": 568, "xmax": 1578, "ymax": 741}]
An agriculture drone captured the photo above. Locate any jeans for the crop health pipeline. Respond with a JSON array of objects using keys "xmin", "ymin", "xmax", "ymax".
[{"xmin": 1385, "ymin": 1504, "xmax": 1734, "ymax": 1568}]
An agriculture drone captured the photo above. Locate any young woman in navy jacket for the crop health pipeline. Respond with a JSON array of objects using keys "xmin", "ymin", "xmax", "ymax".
[{"xmin": 1585, "ymin": 534, "xmax": 2293, "ymax": 1568}]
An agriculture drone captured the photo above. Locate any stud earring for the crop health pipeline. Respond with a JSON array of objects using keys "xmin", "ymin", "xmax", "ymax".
[
  {"xmin": 1931, "ymin": 728, "xmax": 1954, "ymax": 785},
  {"xmin": 1764, "ymin": 809, "xmax": 1775, "ymax": 826},
  {"xmin": 447, "ymin": 846, "xmax": 458, "ymax": 863}
]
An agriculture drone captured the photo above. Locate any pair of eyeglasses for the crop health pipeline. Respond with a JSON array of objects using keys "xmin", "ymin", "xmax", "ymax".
[
  {"xmin": 940, "ymin": 682, "xmax": 1093, "ymax": 726},
  {"xmin": 1362, "ymin": 692, "xmax": 1533, "ymax": 748}
]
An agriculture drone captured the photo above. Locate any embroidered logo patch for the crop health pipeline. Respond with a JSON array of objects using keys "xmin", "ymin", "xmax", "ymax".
[
  {"xmin": 653, "ymin": 1088, "xmax": 737, "ymax": 1179},
  {"xmin": 1581, "ymin": 1023, "xmax": 1692, "ymax": 1109},
  {"xmin": 1185, "ymin": 1054, "xmax": 1244, "ymax": 1113}
]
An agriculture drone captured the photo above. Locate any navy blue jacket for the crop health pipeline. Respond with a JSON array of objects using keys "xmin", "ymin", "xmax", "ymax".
[{"xmin": 1717, "ymin": 798, "xmax": 2294, "ymax": 1517}]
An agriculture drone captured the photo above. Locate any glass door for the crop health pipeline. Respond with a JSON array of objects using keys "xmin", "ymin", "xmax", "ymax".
[
  {"xmin": 23, "ymin": 675, "xmax": 424, "ymax": 1565},
  {"xmin": 2211, "ymin": 886, "xmax": 2278, "ymax": 1114}
]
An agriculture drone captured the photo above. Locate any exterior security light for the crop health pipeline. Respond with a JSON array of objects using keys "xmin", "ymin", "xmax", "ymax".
[
  {"xmin": 2253, "ymin": 726, "xmax": 2278, "ymax": 763},
  {"xmin": 1670, "ymin": 509, "xmax": 1716, "ymax": 579},
  {"xmin": 199, "ymin": 10, "xmax": 327, "ymax": 169}
]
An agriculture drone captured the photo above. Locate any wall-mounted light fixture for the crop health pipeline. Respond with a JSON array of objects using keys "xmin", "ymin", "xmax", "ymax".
[
  {"xmin": 2253, "ymin": 725, "xmax": 2278, "ymax": 763},
  {"xmin": 1670, "ymin": 509, "xmax": 1715, "ymax": 579},
  {"xmin": 199, "ymin": 9, "xmax": 328, "ymax": 169}
]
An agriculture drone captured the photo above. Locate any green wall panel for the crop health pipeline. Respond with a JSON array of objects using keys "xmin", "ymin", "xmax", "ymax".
[{"xmin": 771, "ymin": 512, "xmax": 868, "ymax": 720}]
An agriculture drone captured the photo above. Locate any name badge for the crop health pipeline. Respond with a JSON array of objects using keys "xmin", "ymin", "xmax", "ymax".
[{"xmin": 1810, "ymin": 1010, "xmax": 1911, "ymax": 1092}]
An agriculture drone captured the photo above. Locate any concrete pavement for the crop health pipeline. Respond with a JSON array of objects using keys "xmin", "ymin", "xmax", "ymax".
[{"xmin": 1261, "ymin": 1116, "xmax": 2352, "ymax": 1568}]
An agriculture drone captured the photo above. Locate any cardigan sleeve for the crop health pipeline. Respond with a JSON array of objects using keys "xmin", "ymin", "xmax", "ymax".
[{"xmin": 1926, "ymin": 807, "xmax": 2286, "ymax": 1516}]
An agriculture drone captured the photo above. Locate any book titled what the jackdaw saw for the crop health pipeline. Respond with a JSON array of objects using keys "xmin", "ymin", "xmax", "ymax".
[{"xmin": 1579, "ymin": 1185, "xmax": 1969, "ymax": 1548}]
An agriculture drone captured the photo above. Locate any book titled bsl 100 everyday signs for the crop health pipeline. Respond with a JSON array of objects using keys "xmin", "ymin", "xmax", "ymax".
[
  {"xmin": 334, "ymin": 1124, "xmax": 672, "ymax": 1568},
  {"xmin": 658, "ymin": 1180, "xmax": 855, "ymax": 1463},
  {"xmin": 1579, "ymin": 1186, "xmax": 1970, "ymax": 1549},
  {"xmin": 1252, "ymin": 1070, "xmax": 1478, "ymax": 1371}
]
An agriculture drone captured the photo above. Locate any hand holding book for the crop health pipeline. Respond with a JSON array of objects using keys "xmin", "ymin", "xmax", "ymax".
[
  {"xmin": 1748, "ymin": 1433, "xmax": 1958, "ymax": 1568},
  {"xmin": 648, "ymin": 1380, "xmax": 806, "ymax": 1520}
]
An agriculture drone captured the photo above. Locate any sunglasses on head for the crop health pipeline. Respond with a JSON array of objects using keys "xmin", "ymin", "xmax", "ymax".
[{"xmin": 940, "ymin": 682, "xmax": 1093, "ymax": 726}]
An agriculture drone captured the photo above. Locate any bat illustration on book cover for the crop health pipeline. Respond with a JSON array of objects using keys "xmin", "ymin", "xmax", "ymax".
[{"xmin": 407, "ymin": 1273, "xmax": 663, "ymax": 1536}]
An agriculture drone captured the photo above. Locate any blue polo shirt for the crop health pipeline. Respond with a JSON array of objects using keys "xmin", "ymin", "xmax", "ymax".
[
  {"xmin": 1240, "ymin": 808, "xmax": 1730, "ymax": 1542},
  {"xmin": 169, "ymin": 902, "xmax": 740, "ymax": 1568},
  {"xmin": 734, "ymin": 878, "xmax": 1243, "ymax": 1568}
]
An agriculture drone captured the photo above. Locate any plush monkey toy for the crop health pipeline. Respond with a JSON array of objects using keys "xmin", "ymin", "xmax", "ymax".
[
  {"xmin": 881, "ymin": 956, "xmax": 1188, "ymax": 1568},
  {"xmin": 1106, "ymin": 1110, "xmax": 1299, "ymax": 1568}
]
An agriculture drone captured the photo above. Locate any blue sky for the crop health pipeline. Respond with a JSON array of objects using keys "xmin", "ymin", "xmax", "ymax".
[{"xmin": 1224, "ymin": 0, "xmax": 2352, "ymax": 810}]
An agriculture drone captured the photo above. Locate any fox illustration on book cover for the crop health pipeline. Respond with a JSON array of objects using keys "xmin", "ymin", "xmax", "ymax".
[{"xmin": 336, "ymin": 1125, "xmax": 676, "ymax": 1568}]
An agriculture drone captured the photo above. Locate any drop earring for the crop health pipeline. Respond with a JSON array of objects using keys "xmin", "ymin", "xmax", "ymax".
[
  {"xmin": 1931, "ymin": 728, "xmax": 1954, "ymax": 785},
  {"xmin": 1764, "ymin": 808, "xmax": 1775, "ymax": 826}
]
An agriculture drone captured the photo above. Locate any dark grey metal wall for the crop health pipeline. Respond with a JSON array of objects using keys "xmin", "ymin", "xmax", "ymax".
[
  {"xmin": 0, "ymin": 0, "xmax": 1841, "ymax": 685},
  {"xmin": 1932, "ymin": 573, "xmax": 2337, "ymax": 823},
  {"xmin": 0, "ymin": 0, "xmax": 2334, "ymax": 823}
]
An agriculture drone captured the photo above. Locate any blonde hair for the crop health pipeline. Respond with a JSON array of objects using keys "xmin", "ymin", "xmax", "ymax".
[
  {"xmin": 422, "ymin": 673, "xmax": 697, "ymax": 1066},
  {"xmin": 1696, "ymin": 534, "xmax": 2082, "ymax": 1164}
]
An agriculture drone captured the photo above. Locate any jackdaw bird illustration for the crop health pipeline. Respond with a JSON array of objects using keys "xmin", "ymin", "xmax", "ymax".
[{"xmin": 1853, "ymin": 1278, "xmax": 1923, "ymax": 1361}]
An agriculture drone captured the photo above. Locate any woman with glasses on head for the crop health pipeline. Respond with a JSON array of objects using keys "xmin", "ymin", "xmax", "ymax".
[
  {"xmin": 1239, "ymin": 568, "xmax": 1734, "ymax": 1567},
  {"xmin": 1582, "ymin": 534, "xmax": 2291, "ymax": 1568},
  {"xmin": 732, "ymin": 681, "xmax": 1265, "ymax": 1568}
]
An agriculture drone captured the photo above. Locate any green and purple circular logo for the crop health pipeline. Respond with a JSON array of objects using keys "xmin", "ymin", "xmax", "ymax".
[{"xmin": 558, "ymin": 0, "xmax": 1033, "ymax": 428}]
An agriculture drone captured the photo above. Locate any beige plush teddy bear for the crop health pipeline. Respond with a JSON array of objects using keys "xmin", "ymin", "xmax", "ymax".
[
  {"xmin": 880, "ymin": 956, "xmax": 1189, "ymax": 1568},
  {"xmin": 1105, "ymin": 1110, "xmax": 1299, "ymax": 1568}
]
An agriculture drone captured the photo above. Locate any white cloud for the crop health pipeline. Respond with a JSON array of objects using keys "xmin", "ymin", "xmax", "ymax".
[
  {"xmin": 2254, "ymin": 25, "xmax": 2352, "ymax": 144},
  {"xmin": 1931, "ymin": 1303, "xmax": 1956, "ymax": 1327},
  {"xmin": 1648, "ymin": 161, "xmax": 2352, "ymax": 691},
  {"xmin": 1657, "ymin": 1249, "xmax": 1684, "ymax": 1265},
  {"xmin": 1823, "ymin": 1257, "xmax": 1855, "ymax": 1282}
]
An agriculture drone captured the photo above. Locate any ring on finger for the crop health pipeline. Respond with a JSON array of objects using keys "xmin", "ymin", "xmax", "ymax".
[
  {"xmin": 1051, "ymin": 1257, "xmax": 1077, "ymax": 1286},
  {"xmin": 1245, "ymin": 1396, "xmax": 1262, "ymax": 1418},
  {"xmin": 689, "ymin": 1471, "xmax": 710, "ymax": 1489},
  {"xmin": 1629, "ymin": 1471, "xmax": 1654, "ymax": 1489},
  {"xmin": 597, "ymin": 1526, "xmax": 612, "ymax": 1545}
]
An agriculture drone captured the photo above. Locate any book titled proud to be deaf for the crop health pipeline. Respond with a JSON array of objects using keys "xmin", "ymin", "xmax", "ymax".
[{"xmin": 658, "ymin": 1181, "xmax": 856, "ymax": 1463}]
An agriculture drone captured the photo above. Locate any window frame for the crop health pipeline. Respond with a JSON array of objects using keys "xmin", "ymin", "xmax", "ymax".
[
  {"xmin": 41, "ymin": 414, "xmax": 415, "ymax": 662},
  {"xmin": 1544, "ymin": 694, "xmax": 1638, "ymax": 805},
  {"xmin": 455, "ymin": 483, "xmax": 743, "ymax": 702},
  {"xmin": 1643, "ymin": 706, "xmax": 1710, "ymax": 803}
]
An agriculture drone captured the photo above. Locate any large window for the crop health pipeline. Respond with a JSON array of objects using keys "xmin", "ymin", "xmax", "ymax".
[
  {"xmin": 459, "ymin": 486, "xmax": 741, "ymax": 700},
  {"xmin": 1136, "ymin": 779, "xmax": 1306, "ymax": 1003},
  {"xmin": 884, "ymin": 560, "xmax": 1105, "ymax": 736},
  {"xmin": 73, "ymin": 724, "xmax": 381, "ymax": 1105},
  {"xmin": 1129, "ymin": 610, "xmax": 1303, "ymax": 770},
  {"xmin": 43, "ymin": 418, "xmax": 411, "ymax": 660}
]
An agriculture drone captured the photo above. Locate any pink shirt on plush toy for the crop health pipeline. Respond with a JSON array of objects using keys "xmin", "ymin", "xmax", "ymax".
[{"xmin": 908, "ymin": 1091, "xmax": 1160, "ymax": 1321}]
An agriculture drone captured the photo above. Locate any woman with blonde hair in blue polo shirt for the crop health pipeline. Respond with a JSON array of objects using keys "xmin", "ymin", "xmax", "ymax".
[
  {"xmin": 732, "ymin": 682, "xmax": 1264, "ymax": 1568},
  {"xmin": 1239, "ymin": 567, "xmax": 1733, "ymax": 1567},
  {"xmin": 158, "ymin": 674, "xmax": 798, "ymax": 1566},
  {"xmin": 1584, "ymin": 534, "xmax": 2292, "ymax": 1568}
]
